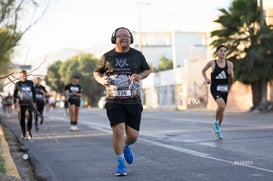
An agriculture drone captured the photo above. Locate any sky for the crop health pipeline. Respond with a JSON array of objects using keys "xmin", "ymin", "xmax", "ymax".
[{"xmin": 14, "ymin": 0, "xmax": 234, "ymax": 65}]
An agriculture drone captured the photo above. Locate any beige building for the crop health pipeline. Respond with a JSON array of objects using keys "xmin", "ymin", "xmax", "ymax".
[{"xmin": 134, "ymin": 31, "xmax": 210, "ymax": 110}]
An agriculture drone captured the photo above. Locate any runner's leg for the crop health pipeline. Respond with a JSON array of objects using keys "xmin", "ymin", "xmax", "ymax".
[
  {"xmin": 112, "ymin": 123, "xmax": 125, "ymax": 155},
  {"xmin": 215, "ymin": 98, "xmax": 226, "ymax": 125}
]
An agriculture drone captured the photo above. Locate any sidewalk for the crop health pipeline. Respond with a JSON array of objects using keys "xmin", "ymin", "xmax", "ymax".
[{"xmin": 0, "ymin": 123, "xmax": 21, "ymax": 181}]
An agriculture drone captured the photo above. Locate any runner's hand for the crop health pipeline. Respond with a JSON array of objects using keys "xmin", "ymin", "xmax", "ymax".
[
  {"xmin": 102, "ymin": 76, "xmax": 110, "ymax": 86},
  {"xmin": 130, "ymin": 74, "xmax": 142, "ymax": 81}
]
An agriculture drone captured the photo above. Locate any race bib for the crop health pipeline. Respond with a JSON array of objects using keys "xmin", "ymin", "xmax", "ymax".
[
  {"xmin": 106, "ymin": 74, "xmax": 140, "ymax": 99},
  {"xmin": 112, "ymin": 89, "xmax": 132, "ymax": 97},
  {"xmin": 106, "ymin": 86, "xmax": 133, "ymax": 99},
  {"xmin": 36, "ymin": 94, "xmax": 44, "ymax": 100},
  {"xmin": 217, "ymin": 85, "xmax": 228, "ymax": 92}
]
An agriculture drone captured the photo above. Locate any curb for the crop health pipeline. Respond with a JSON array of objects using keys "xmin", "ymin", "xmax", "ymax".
[{"xmin": 0, "ymin": 124, "xmax": 21, "ymax": 179}]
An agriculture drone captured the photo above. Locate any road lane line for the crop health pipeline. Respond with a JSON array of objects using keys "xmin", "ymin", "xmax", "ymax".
[
  {"xmin": 64, "ymin": 118, "xmax": 273, "ymax": 174},
  {"xmin": 138, "ymin": 137, "xmax": 273, "ymax": 173}
]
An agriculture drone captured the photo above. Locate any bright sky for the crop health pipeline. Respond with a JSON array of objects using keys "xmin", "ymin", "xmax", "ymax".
[{"xmin": 14, "ymin": 0, "xmax": 234, "ymax": 64}]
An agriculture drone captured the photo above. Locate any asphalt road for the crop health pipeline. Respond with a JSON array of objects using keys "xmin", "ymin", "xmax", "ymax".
[{"xmin": 1, "ymin": 108, "xmax": 273, "ymax": 181}]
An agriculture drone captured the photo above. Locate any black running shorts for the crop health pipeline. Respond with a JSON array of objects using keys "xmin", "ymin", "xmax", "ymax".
[
  {"xmin": 210, "ymin": 90, "xmax": 228, "ymax": 104},
  {"xmin": 68, "ymin": 98, "xmax": 81, "ymax": 107},
  {"xmin": 105, "ymin": 102, "xmax": 143, "ymax": 131},
  {"xmin": 36, "ymin": 101, "xmax": 45, "ymax": 110}
]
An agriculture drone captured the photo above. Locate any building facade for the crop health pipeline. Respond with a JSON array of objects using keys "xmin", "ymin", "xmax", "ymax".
[{"xmin": 132, "ymin": 31, "xmax": 209, "ymax": 110}]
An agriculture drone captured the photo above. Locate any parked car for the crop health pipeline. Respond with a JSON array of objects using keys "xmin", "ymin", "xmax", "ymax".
[{"xmin": 98, "ymin": 96, "xmax": 106, "ymax": 109}]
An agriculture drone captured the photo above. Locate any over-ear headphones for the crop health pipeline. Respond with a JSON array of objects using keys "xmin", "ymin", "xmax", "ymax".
[{"xmin": 111, "ymin": 27, "xmax": 134, "ymax": 44}]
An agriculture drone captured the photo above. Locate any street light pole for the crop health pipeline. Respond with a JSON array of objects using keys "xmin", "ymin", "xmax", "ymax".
[{"xmin": 132, "ymin": 1, "xmax": 150, "ymax": 51}]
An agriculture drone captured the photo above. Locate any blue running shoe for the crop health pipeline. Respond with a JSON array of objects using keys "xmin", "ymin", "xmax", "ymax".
[
  {"xmin": 213, "ymin": 121, "xmax": 220, "ymax": 133},
  {"xmin": 115, "ymin": 159, "xmax": 127, "ymax": 176},
  {"xmin": 216, "ymin": 130, "xmax": 223, "ymax": 139},
  {"xmin": 124, "ymin": 145, "xmax": 134, "ymax": 164}
]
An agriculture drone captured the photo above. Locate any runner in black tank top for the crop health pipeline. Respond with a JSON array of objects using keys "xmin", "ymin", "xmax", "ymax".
[
  {"xmin": 210, "ymin": 60, "xmax": 229, "ymax": 104},
  {"xmin": 202, "ymin": 45, "xmax": 234, "ymax": 139}
]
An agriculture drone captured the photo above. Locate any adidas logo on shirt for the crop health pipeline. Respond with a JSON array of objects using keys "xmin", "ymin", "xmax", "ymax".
[{"xmin": 216, "ymin": 71, "xmax": 227, "ymax": 79}]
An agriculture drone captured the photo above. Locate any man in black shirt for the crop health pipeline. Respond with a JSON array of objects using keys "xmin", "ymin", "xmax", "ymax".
[
  {"xmin": 13, "ymin": 70, "xmax": 36, "ymax": 139},
  {"xmin": 94, "ymin": 27, "xmax": 150, "ymax": 176}
]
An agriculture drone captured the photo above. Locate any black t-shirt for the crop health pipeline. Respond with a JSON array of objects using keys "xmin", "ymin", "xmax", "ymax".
[
  {"xmin": 64, "ymin": 83, "xmax": 82, "ymax": 101},
  {"xmin": 94, "ymin": 48, "xmax": 150, "ymax": 101},
  {"xmin": 34, "ymin": 85, "xmax": 47, "ymax": 103},
  {"xmin": 95, "ymin": 48, "xmax": 150, "ymax": 75},
  {"xmin": 13, "ymin": 80, "xmax": 36, "ymax": 105}
]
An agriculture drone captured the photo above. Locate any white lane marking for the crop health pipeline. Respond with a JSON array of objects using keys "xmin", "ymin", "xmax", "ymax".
[
  {"xmin": 138, "ymin": 138, "xmax": 209, "ymax": 157},
  {"xmin": 56, "ymin": 117, "xmax": 273, "ymax": 174},
  {"xmin": 138, "ymin": 138, "xmax": 273, "ymax": 173}
]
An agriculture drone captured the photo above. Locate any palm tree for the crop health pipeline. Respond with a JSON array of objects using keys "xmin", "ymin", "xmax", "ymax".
[{"xmin": 210, "ymin": 0, "xmax": 273, "ymax": 110}]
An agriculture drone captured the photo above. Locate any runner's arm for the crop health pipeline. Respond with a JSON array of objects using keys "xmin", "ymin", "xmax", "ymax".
[{"xmin": 93, "ymin": 72, "xmax": 109, "ymax": 86}]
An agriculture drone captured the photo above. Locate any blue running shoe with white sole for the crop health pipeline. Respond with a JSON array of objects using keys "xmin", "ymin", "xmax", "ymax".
[
  {"xmin": 115, "ymin": 159, "xmax": 127, "ymax": 176},
  {"xmin": 213, "ymin": 121, "xmax": 220, "ymax": 133},
  {"xmin": 213, "ymin": 121, "xmax": 223, "ymax": 139},
  {"xmin": 124, "ymin": 145, "xmax": 134, "ymax": 164},
  {"xmin": 217, "ymin": 130, "xmax": 223, "ymax": 139}
]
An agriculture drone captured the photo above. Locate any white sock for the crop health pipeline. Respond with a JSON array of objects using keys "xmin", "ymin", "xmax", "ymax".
[{"xmin": 117, "ymin": 154, "xmax": 125, "ymax": 161}]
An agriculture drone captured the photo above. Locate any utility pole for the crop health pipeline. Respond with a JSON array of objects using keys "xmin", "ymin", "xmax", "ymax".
[{"xmin": 131, "ymin": 1, "xmax": 150, "ymax": 51}]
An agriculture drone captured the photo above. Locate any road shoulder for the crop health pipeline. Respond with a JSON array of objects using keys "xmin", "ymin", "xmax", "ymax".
[{"xmin": 0, "ymin": 124, "xmax": 21, "ymax": 180}]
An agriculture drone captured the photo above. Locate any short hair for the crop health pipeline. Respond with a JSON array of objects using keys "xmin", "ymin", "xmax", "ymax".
[
  {"xmin": 20, "ymin": 70, "xmax": 27, "ymax": 74},
  {"xmin": 72, "ymin": 75, "xmax": 80, "ymax": 79},
  {"xmin": 216, "ymin": 45, "xmax": 228, "ymax": 52}
]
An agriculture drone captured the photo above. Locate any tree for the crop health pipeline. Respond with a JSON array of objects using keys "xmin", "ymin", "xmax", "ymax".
[
  {"xmin": 72, "ymin": 53, "xmax": 104, "ymax": 106},
  {"xmin": 156, "ymin": 56, "xmax": 173, "ymax": 72},
  {"xmin": 0, "ymin": 0, "xmax": 48, "ymax": 75},
  {"xmin": 46, "ymin": 53, "xmax": 105, "ymax": 106},
  {"xmin": 210, "ymin": 0, "xmax": 273, "ymax": 110},
  {"xmin": 45, "ymin": 60, "xmax": 65, "ymax": 93}
]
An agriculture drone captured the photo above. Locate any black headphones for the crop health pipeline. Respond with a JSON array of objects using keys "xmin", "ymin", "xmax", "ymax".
[{"xmin": 111, "ymin": 27, "xmax": 134, "ymax": 44}]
